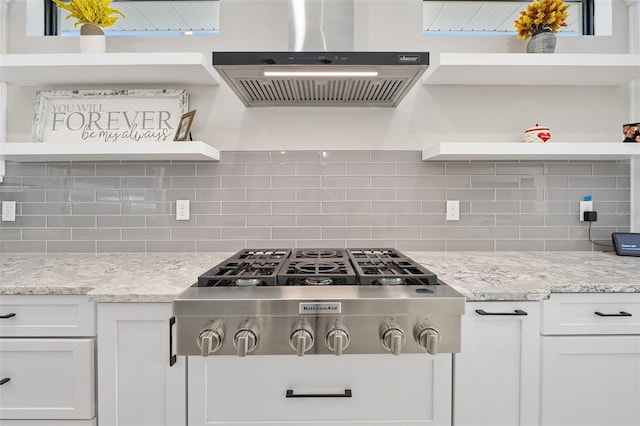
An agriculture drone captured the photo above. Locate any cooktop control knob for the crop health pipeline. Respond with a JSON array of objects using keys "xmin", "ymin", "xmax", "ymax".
[
  {"xmin": 381, "ymin": 319, "xmax": 406, "ymax": 355},
  {"xmin": 326, "ymin": 318, "xmax": 350, "ymax": 356},
  {"xmin": 326, "ymin": 328, "xmax": 350, "ymax": 356},
  {"xmin": 233, "ymin": 322, "xmax": 258, "ymax": 357},
  {"xmin": 415, "ymin": 323, "xmax": 440, "ymax": 355},
  {"xmin": 197, "ymin": 320, "xmax": 224, "ymax": 356},
  {"xmin": 289, "ymin": 320, "xmax": 314, "ymax": 357}
]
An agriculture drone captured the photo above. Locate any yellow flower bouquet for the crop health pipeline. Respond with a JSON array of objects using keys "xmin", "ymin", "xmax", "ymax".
[
  {"xmin": 514, "ymin": 0, "xmax": 570, "ymax": 40},
  {"xmin": 52, "ymin": 0, "xmax": 125, "ymax": 30}
]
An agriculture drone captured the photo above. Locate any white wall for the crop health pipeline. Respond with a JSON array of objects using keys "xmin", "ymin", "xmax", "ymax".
[
  {"xmin": 4, "ymin": 0, "xmax": 633, "ymax": 152},
  {"xmin": 628, "ymin": 0, "xmax": 639, "ymax": 232}
]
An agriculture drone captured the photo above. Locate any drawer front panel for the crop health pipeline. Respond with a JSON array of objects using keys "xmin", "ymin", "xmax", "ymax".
[
  {"xmin": 542, "ymin": 293, "xmax": 640, "ymax": 335},
  {"xmin": 0, "ymin": 338, "xmax": 95, "ymax": 419},
  {"xmin": 189, "ymin": 354, "xmax": 452, "ymax": 425},
  {"xmin": 0, "ymin": 295, "xmax": 95, "ymax": 337}
]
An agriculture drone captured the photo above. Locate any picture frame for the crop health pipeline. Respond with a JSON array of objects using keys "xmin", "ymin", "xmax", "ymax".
[
  {"xmin": 622, "ymin": 122, "xmax": 640, "ymax": 143},
  {"xmin": 174, "ymin": 110, "xmax": 197, "ymax": 141},
  {"xmin": 32, "ymin": 89, "xmax": 189, "ymax": 143}
]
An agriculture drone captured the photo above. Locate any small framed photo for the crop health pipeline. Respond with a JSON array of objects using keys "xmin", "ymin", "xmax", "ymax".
[
  {"xmin": 622, "ymin": 122, "xmax": 640, "ymax": 143},
  {"xmin": 174, "ymin": 110, "xmax": 197, "ymax": 141}
]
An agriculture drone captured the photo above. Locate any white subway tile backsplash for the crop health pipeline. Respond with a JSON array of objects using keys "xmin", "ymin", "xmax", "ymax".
[{"xmin": 0, "ymin": 153, "xmax": 630, "ymax": 253}]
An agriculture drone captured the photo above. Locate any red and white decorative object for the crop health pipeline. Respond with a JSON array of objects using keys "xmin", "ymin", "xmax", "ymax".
[{"xmin": 523, "ymin": 123, "xmax": 552, "ymax": 143}]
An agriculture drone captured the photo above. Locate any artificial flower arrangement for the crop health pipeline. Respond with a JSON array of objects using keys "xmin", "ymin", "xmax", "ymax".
[
  {"xmin": 514, "ymin": 0, "xmax": 570, "ymax": 40},
  {"xmin": 52, "ymin": 0, "xmax": 125, "ymax": 30}
]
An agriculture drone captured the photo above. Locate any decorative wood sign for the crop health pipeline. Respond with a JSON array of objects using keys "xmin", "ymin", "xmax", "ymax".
[{"xmin": 32, "ymin": 89, "xmax": 188, "ymax": 143}]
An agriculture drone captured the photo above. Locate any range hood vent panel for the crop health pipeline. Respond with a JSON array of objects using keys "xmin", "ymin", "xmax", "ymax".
[{"xmin": 213, "ymin": 52, "xmax": 429, "ymax": 107}]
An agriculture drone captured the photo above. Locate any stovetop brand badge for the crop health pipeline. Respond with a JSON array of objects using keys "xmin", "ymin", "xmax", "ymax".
[
  {"xmin": 299, "ymin": 302, "xmax": 342, "ymax": 314},
  {"xmin": 398, "ymin": 54, "xmax": 420, "ymax": 63}
]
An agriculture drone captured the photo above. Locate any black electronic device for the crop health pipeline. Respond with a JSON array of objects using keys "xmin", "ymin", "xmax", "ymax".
[{"xmin": 611, "ymin": 233, "xmax": 640, "ymax": 257}]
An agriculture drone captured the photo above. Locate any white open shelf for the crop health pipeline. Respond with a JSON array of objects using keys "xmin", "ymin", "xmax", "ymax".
[
  {"xmin": 0, "ymin": 141, "xmax": 220, "ymax": 162},
  {"xmin": 421, "ymin": 53, "xmax": 640, "ymax": 86},
  {"xmin": 422, "ymin": 142, "xmax": 640, "ymax": 161},
  {"xmin": 0, "ymin": 52, "xmax": 219, "ymax": 86}
]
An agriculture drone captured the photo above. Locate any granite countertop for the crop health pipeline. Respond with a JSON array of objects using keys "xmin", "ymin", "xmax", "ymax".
[{"xmin": 0, "ymin": 251, "xmax": 639, "ymax": 302}]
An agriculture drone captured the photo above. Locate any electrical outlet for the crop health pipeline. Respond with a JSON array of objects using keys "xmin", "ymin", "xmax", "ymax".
[
  {"xmin": 446, "ymin": 200, "xmax": 459, "ymax": 221},
  {"xmin": 2, "ymin": 201, "xmax": 16, "ymax": 222},
  {"xmin": 579, "ymin": 200, "xmax": 593, "ymax": 222},
  {"xmin": 176, "ymin": 200, "xmax": 190, "ymax": 221}
]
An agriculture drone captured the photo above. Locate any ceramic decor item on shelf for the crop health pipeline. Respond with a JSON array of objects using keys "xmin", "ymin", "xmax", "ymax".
[
  {"xmin": 52, "ymin": 0, "xmax": 125, "ymax": 53},
  {"xmin": 79, "ymin": 22, "xmax": 106, "ymax": 53},
  {"xmin": 523, "ymin": 123, "xmax": 552, "ymax": 143},
  {"xmin": 514, "ymin": 0, "xmax": 569, "ymax": 53},
  {"xmin": 526, "ymin": 30, "xmax": 557, "ymax": 53}
]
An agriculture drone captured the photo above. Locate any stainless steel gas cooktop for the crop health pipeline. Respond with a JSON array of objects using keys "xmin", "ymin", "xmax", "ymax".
[{"xmin": 172, "ymin": 248, "xmax": 464, "ymax": 358}]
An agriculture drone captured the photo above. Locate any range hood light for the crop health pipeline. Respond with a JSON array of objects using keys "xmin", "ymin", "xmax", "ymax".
[{"xmin": 263, "ymin": 71, "xmax": 379, "ymax": 78}]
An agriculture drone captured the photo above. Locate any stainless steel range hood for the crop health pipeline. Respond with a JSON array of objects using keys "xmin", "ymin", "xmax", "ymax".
[{"xmin": 212, "ymin": 1, "xmax": 428, "ymax": 107}]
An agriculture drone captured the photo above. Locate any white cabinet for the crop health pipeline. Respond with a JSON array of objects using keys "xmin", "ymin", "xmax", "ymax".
[
  {"xmin": 540, "ymin": 293, "xmax": 640, "ymax": 426},
  {"xmin": 188, "ymin": 354, "xmax": 453, "ymax": 426},
  {"xmin": 97, "ymin": 303, "xmax": 186, "ymax": 426},
  {"xmin": 453, "ymin": 301, "xmax": 540, "ymax": 426},
  {"xmin": 0, "ymin": 338, "xmax": 94, "ymax": 420},
  {"xmin": 0, "ymin": 295, "xmax": 96, "ymax": 426}
]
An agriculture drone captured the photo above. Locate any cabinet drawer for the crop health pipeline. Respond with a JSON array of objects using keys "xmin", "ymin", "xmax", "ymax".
[
  {"xmin": 189, "ymin": 354, "xmax": 452, "ymax": 425},
  {"xmin": 542, "ymin": 293, "xmax": 640, "ymax": 335},
  {"xmin": 0, "ymin": 295, "xmax": 95, "ymax": 337},
  {"xmin": 0, "ymin": 338, "xmax": 95, "ymax": 420}
]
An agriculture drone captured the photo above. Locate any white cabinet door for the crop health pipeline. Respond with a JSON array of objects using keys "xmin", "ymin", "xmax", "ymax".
[
  {"xmin": 454, "ymin": 301, "xmax": 540, "ymax": 426},
  {"xmin": 541, "ymin": 335, "xmax": 640, "ymax": 426},
  {"xmin": 97, "ymin": 303, "xmax": 186, "ymax": 426},
  {"xmin": 0, "ymin": 338, "xmax": 95, "ymax": 420},
  {"xmin": 188, "ymin": 354, "xmax": 452, "ymax": 426}
]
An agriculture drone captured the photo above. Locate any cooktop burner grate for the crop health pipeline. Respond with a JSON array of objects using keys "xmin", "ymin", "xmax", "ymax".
[
  {"xmin": 198, "ymin": 258, "xmax": 287, "ymax": 287},
  {"xmin": 277, "ymin": 258, "xmax": 357, "ymax": 286},
  {"xmin": 351, "ymin": 257, "xmax": 438, "ymax": 285},
  {"xmin": 291, "ymin": 248, "xmax": 348, "ymax": 259},
  {"xmin": 233, "ymin": 249, "xmax": 291, "ymax": 260},
  {"xmin": 196, "ymin": 248, "xmax": 438, "ymax": 287},
  {"xmin": 347, "ymin": 248, "xmax": 404, "ymax": 260}
]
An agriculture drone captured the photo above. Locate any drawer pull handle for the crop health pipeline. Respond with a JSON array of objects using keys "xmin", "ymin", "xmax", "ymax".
[
  {"xmin": 475, "ymin": 309, "xmax": 528, "ymax": 316},
  {"xmin": 0, "ymin": 378, "xmax": 10, "ymax": 385},
  {"xmin": 0, "ymin": 313, "xmax": 16, "ymax": 319},
  {"xmin": 169, "ymin": 317, "xmax": 177, "ymax": 367},
  {"xmin": 594, "ymin": 311, "xmax": 632, "ymax": 317},
  {"xmin": 286, "ymin": 389, "xmax": 352, "ymax": 398}
]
